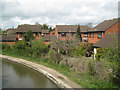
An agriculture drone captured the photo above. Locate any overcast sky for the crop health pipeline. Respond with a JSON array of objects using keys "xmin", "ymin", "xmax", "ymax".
[{"xmin": 0, "ymin": 0, "xmax": 119, "ymax": 30}]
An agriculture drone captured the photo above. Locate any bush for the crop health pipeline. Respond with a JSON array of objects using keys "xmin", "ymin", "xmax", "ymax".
[
  {"xmin": 88, "ymin": 60, "xmax": 96, "ymax": 75},
  {"xmin": 95, "ymin": 48, "xmax": 108, "ymax": 60},
  {"xmin": 31, "ymin": 39, "xmax": 49, "ymax": 57},
  {"xmin": 2, "ymin": 43, "xmax": 11, "ymax": 50},
  {"xmin": 48, "ymin": 49, "xmax": 62, "ymax": 64},
  {"xmin": 96, "ymin": 47, "xmax": 120, "ymax": 86},
  {"xmin": 69, "ymin": 44, "xmax": 86, "ymax": 57},
  {"xmin": 12, "ymin": 40, "xmax": 27, "ymax": 55}
]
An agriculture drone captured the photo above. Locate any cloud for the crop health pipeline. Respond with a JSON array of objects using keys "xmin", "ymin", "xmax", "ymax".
[{"xmin": 0, "ymin": 0, "xmax": 119, "ymax": 29}]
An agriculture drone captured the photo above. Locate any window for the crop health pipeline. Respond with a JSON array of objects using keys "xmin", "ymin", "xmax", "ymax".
[
  {"xmin": 71, "ymin": 32, "xmax": 74, "ymax": 36},
  {"xmin": 89, "ymin": 33, "xmax": 91, "ymax": 38},
  {"xmin": 35, "ymin": 32, "xmax": 39, "ymax": 36},
  {"xmin": 82, "ymin": 38, "xmax": 88, "ymax": 42},
  {"xmin": 61, "ymin": 32, "xmax": 66, "ymax": 36},
  {"xmin": 84, "ymin": 33, "xmax": 88, "ymax": 37},
  {"xmin": 92, "ymin": 33, "xmax": 94, "ymax": 38},
  {"xmin": 98, "ymin": 32, "xmax": 102, "ymax": 38},
  {"xmin": 102, "ymin": 32, "xmax": 104, "ymax": 34},
  {"xmin": 20, "ymin": 33, "xmax": 23, "ymax": 37}
]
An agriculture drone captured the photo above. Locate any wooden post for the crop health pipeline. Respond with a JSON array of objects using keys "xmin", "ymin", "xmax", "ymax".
[
  {"xmin": 94, "ymin": 48, "xmax": 97, "ymax": 60},
  {"xmin": 58, "ymin": 48, "xmax": 60, "ymax": 53}
]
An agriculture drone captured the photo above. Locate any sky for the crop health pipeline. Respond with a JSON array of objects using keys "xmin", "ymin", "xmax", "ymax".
[{"xmin": 0, "ymin": 0, "xmax": 119, "ymax": 30}]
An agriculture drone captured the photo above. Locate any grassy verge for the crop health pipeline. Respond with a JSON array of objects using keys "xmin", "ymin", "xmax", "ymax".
[{"xmin": 1, "ymin": 50, "xmax": 118, "ymax": 88}]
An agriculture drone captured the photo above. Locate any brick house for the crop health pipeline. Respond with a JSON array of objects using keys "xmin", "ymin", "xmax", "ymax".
[
  {"xmin": 93, "ymin": 33, "xmax": 119, "ymax": 59},
  {"xmin": 6, "ymin": 28, "xmax": 16, "ymax": 35},
  {"xmin": 0, "ymin": 35, "xmax": 16, "ymax": 44},
  {"xmin": 43, "ymin": 35, "xmax": 58, "ymax": 44},
  {"xmin": 16, "ymin": 24, "xmax": 50, "ymax": 40},
  {"xmin": 41, "ymin": 29, "xmax": 50, "ymax": 36},
  {"xmin": 54, "ymin": 25, "xmax": 91, "ymax": 41},
  {"xmin": 87, "ymin": 18, "xmax": 119, "ymax": 44}
]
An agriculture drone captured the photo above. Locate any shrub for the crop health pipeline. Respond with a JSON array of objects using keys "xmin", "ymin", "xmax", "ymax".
[
  {"xmin": 31, "ymin": 39, "xmax": 49, "ymax": 57},
  {"xmin": 95, "ymin": 48, "xmax": 108, "ymax": 60},
  {"xmin": 2, "ymin": 43, "xmax": 11, "ymax": 50},
  {"xmin": 100, "ymin": 48, "xmax": 120, "ymax": 86},
  {"xmin": 69, "ymin": 44, "xmax": 85, "ymax": 57},
  {"xmin": 88, "ymin": 60, "xmax": 96, "ymax": 75},
  {"xmin": 96, "ymin": 47, "xmax": 120, "ymax": 86},
  {"xmin": 12, "ymin": 40, "xmax": 27, "ymax": 55},
  {"xmin": 48, "ymin": 49, "xmax": 62, "ymax": 64}
]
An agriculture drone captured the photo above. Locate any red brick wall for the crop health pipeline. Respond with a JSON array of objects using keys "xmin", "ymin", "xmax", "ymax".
[
  {"xmin": 5, "ymin": 42, "xmax": 15, "ymax": 45},
  {"xmin": 105, "ymin": 22, "xmax": 120, "ymax": 35},
  {"xmin": 87, "ymin": 22, "xmax": 119, "ymax": 44},
  {"xmin": 88, "ymin": 32, "xmax": 104, "ymax": 43},
  {"xmin": 55, "ymin": 27, "xmax": 58, "ymax": 36}
]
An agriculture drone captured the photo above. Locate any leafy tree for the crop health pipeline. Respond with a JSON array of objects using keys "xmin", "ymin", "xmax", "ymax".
[
  {"xmin": 76, "ymin": 25, "xmax": 82, "ymax": 42},
  {"xmin": 31, "ymin": 39, "xmax": 49, "ymax": 57},
  {"xmin": 0, "ymin": 28, "xmax": 6, "ymax": 35},
  {"xmin": 49, "ymin": 27, "xmax": 53, "ymax": 32},
  {"xmin": 42, "ymin": 24, "xmax": 48, "ymax": 29},
  {"xmin": 0, "ymin": 28, "xmax": 2, "ymax": 35},
  {"xmin": 23, "ymin": 30, "xmax": 34, "ymax": 42}
]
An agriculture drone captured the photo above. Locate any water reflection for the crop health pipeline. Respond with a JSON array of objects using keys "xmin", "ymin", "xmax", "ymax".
[{"xmin": 1, "ymin": 58, "xmax": 58, "ymax": 88}]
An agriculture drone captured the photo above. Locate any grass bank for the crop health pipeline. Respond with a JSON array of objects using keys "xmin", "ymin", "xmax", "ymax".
[{"xmin": 1, "ymin": 50, "xmax": 118, "ymax": 88}]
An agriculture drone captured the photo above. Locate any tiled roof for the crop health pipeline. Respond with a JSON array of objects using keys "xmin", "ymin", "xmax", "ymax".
[
  {"xmin": 16, "ymin": 24, "xmax": 42, "ymax": 33},
  {"xmin": 89, "ymin": 18, "xmax": 119, "ymax": 32},
  {"xmin": 43, "ymin": 35, "xmax": 58, "ymax": 41},
  {"xmin": 0, "ymin": 35, "xmax": 16, "ymax": 41},
  {"xmin": 93, "ymin": 33, "xmax": 119, "ymax": 48},
  {"xmin": 56, "ymin": 25, "xmax": 90, "ymax": 33},
  {"xmin": 42, "ymin": 30, "xmax": 50, "ymax": 34},
  {"xmin": 6, "ymin": 28, "xmax": 16, "ymax": 35}
]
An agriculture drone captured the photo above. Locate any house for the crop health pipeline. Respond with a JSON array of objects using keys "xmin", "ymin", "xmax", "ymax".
[
  {"xmin": 54, "ymin": 25, "xmax": 91, "ymax": 41},
  {"xmin": 6, "ymin": 28, "xmax": 16, "ymax": 35},
  {"xmin": 41, "ymin": 30, "xmax": 50, "ymax": 36},
  {"xmin": 0, "ymin": 35, "xmax": 17, "ymax": 44},
  {"xmin": 93, "ymin": 33, "xmax": 119, "ymax": 59},
  {"xmin": 43, "ymin": 35, "xmax": 58, "ymax": 44},
  {"xmin": 87, "ymin": 18, "xmax": 119, "ymax": 44},
  {"xmin": 16, "ymin": 24, "xmax": 50, "ymax": 40}
]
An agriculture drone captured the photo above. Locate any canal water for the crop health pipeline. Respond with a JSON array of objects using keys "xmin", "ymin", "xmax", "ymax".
[{"xmin": 1, "ymin": 58, "xmax": 58, "ymax": 88}]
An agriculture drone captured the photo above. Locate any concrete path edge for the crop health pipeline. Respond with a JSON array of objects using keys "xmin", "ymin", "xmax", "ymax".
[{"xmin": 0, "ymin": 54, "xmax": 82, "ymax": 89}]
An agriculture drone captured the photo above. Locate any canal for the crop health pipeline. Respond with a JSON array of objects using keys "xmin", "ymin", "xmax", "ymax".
[{"xmin": 1, "ymin": 58, "xmax": 58, "ymax": 88}]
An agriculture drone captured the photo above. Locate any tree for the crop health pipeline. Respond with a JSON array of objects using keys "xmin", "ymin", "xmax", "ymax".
[
  {"xmin": 51, "ymin": 34, "xmax": 80, "ymax": 55},
  {"xmin": 0, "ymin": 28, "xmax": 6, "ymax": 35},
  {"xmin": 42, "ymin": 24, "xmax": 48, "ymax": 29},
  {"xmin": 49, "ymin": 27, "xmax": 53, "ymax": 32},
  {"xmin": 76, "ymin": 25, "xmax": 82, "ymax": 42},
  {"xmin": 23, "ymin": 30, "xmax": 34, "ymax": 42},
  {"xmin": 0, "ymin": 28, "xmax": 2, "ymax": 35}
]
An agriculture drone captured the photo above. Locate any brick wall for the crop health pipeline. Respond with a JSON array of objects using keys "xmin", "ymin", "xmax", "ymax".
[
  {"xmin": 5, "ymin": 42, "xmax": 15, "ymax": 45},
  {"xmin": 105, "ymin": 22, "xmax": 120, "ymax": 35},
  {"xmin": 88, "ymin": 32, "xmax": 104, "ymax": 43}
]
